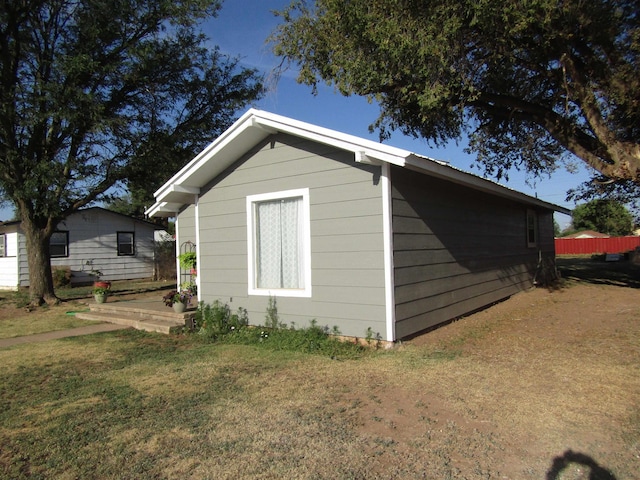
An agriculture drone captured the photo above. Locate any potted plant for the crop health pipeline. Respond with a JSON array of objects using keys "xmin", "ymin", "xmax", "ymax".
[
  {"xmin": 163, "ymin": 289, "xmax": 192, "ymax": 313},
  {"xmin": 178, "ymin": 251, "xmax": 197, "ymax": 275},
  {"xmin": 93, "ymin": 286, "xmax": 109, "ymax": 303},
  {"xmin": 91, "ymin": 268, "xmax": 111, "ymax": 290}
]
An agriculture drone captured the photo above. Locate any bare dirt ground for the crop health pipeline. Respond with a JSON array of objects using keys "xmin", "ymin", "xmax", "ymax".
[{"xmin": 347, "ymin": 256, "xmax": 640, "ymax": 479}]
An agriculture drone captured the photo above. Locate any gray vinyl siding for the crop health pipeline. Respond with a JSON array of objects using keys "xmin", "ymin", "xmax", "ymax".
[
  {"xmin": 17, "ymin": 229, "xmax": 28, "ymax": 287},
  {"xmin": 177, "ymin": 205, "xmax": 197, "ymax": 247},
  {"xmin": 49, "ymin": 209, "xmax": 156, "ymax": 284},
  {"xmin": 391, "ymin": 166, "xmax": 555, "ymax": 339},
  {"xmin": 194, "ymin": 133, "xmax": 387, "ymax": 339}
]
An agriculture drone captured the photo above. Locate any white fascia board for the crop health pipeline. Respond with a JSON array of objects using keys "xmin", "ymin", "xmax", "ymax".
[
  {"xmin": 145, "ymin": 202, "xmax": 183, "ymax": 218},
  {"xmin": 152, "ymin": 108, "xmax": 410, "ymax": 208},
  {"xmin": 155, "ymin": 184, "xmax": 201, "ymax": 204},
  {"xmin": 153, "ymin": 109, "xmax": 261, "ymax": 200},
  {"xmin": 253, "ymin": 112, "xmax": 412, "ymax": 165}
]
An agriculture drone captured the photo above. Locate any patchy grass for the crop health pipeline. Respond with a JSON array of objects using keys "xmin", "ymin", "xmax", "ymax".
[
  {"xmin": 0, "ymin": 279, "xmax": 172, "ymax": 339},
  {"xmin": 0, "ymin": 267, "xmax": 638, "ymax": 479},
  {"xmin": 0, "ymin": 293, "xmax": 98, "ymax": 339},
  {"xmin": 0, "ymin": 306, "xmax": 96, "ymax": 339}
]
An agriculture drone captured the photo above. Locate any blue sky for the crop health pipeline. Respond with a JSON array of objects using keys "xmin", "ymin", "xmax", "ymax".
[
  {"xmin": 1, "ymin": 0, "xmax": 593, "ymax": 227},
  {"xmin": 209, "ymin": 0, "xmax": 590, "ymax": 228}
]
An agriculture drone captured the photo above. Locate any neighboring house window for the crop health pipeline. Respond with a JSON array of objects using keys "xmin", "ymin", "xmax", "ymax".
[
  {"xmin": 50, "ymin": 231, "xmax": 69, "ymax": 258},
  {"xmin": 117, "ymin": 232, "xmax": 135, "ymax": 256},
  {"xmin": 0, "ymin": 234, "xmax": 5, "ymax": 257},
  {"xmin": 526, "ymin": 209, "xmax": 538, "ymax": 247},
  {"xmin": 246, "ymin": 188, "xmax": 311, "ymax": 297}
]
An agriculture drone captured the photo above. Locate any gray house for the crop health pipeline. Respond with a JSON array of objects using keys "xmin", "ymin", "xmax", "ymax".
[
  {"xmin": 147, "ymin": 109, "xmax": 569, "ymax": 342},
  {"xmin": 0, "ymin": 207, "xmax": 158, "ymax": 289}
]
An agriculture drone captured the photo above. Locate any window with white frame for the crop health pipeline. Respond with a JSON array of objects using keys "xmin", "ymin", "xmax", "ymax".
[
  {"xmin": 117, "ymin": 231, "xmax": 135, "ymax": 256},
  {"xmin": 247, "ymin": 189, "xmax": 311, "ymax": 297},
  {"xmin": 0, "ymin": 234, "xmax": 5, "ymax": 257},
  {"xmin": 526, "ymin": 209, "xmax": 538, "ymax": 247},
  {"xmin": 50, "ymin": 231, "xmax": 69, "ymax": 258}
]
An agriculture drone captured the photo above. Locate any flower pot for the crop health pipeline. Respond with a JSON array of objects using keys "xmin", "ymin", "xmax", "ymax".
[
  {"xmin": 94, "ymin": 293, "xmax": 107, "ymax": 304},
  {"xmin": 173, "ymin": 301, "xmax": 186, "ymax": 313}
]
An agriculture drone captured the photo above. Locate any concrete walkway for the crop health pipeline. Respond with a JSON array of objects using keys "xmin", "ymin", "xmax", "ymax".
[{"xmin": 0, "ymin": 323, "xmax": 128, "ymax": 348}]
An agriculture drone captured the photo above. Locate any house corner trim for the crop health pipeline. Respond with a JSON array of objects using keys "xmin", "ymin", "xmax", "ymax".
[{"xmin": 381, "ymin": 163, "xmax": 396, "ymax": 342}]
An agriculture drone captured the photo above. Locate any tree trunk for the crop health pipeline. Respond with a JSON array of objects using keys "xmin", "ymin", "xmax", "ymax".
[{"xmin": 21, "ymin": 215, "xmax": 58, "ymax": 306}]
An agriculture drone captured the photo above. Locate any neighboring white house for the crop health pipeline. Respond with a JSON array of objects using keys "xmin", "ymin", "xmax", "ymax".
[
  {"xmin": 147, "ymin": 109, "xmax": 569, "ymax": 342},
  {"xmin": 0, "ymin": 207, "xmax": 159, "ymax": 290}
]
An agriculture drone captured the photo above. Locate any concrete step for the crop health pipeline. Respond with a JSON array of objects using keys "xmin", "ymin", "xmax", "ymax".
[
  {"xmin": 76, "ymin": 299, "xmax": 197, "ymax": 334},
  {"xmin": 75, "ymin": 311, "xmax": 185, "ymax": 334}
]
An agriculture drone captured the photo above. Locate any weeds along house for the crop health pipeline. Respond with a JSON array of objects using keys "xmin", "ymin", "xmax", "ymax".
[{"xmin": 147, "ymin": 109, "xmax": 569, "ymax": 342}]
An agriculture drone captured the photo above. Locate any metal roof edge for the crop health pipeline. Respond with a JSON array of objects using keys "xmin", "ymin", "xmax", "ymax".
[{"xmin": 405, "ymin": 154, "xmax": 571, "ymax": 214}]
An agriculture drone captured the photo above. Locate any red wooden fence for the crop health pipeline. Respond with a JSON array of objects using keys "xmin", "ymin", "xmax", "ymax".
[{"xmin": 555, "ymin": 236, "xmax": 640, "ymax": 255}]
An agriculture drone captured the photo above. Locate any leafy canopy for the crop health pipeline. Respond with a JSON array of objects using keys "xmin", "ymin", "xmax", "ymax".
[
  {"xmin": 271, "ymin": 0, "xmax": 640, "ymax": 185},
  {"xmin": 0, "ymin": 0, "xmax": 263, "ymax": 304},
  {"xmin": 0, "ymin": 0, "xmax": 263, "ymax": 227},
  {"xmin": 571, "ymin": 200, "xmax": 634, "ymax": 236}
]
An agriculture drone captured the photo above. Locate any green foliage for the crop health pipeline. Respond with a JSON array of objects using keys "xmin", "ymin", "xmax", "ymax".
[
  {"xmin": 265, "ymin": 295, "xmax": 281, "ymax": 329},
  {"xmin": 52, "ymin": 267, "xmax": 71, "ymax": 288},
  {"xmin": 272, "ymin": 0, "xmax": 640, "ymax": 185},
  {"xmin": 193, "ymin": 299, "xmax": 367, "ymax": 358},
  {"xmin": 195, "ymin": 300, "xmax": 249, "ymax": 340},
  {"xmin": 0, "ymin": 0, "xmax": 263, "ymax": 303},
  {"xmin": 11, "ymin": 289, "xmax": 31, "ymax": 309},
  {"xmin": 567, "ymin": 180, "xmax": 640, "ymax": 226},
  {"xmin": 178, "ymin": 252, "xmax": 197, "ymax": 270},
  {"xmin": 365, "ymin": 327, "xmax": 383, "ymax": 349},
  {"xmin": 571, "ymin": 200, "xmax": 634, "ymax": 236}
]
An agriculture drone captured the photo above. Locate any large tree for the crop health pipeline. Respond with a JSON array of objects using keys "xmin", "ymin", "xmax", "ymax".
[
  {"xmin": 571, "ymin": 199, "xmax": 634, "ymax": 236},
  {"xmin": 271, "ymin": 0, "xmax": 640, "ymax": 184},
  {"xmin": 0, "ymin": 0, "xmax": 263, "ymax": 305}
]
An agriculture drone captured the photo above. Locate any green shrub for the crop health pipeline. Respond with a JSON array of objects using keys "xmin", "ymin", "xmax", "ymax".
[
  {"xmin": 192, "ymin": 299, "xmax": 369, "ymax": 359},
  {"xmin": 12, "ymin": 289, "xmax": 30, "ymax": 308},
  {"xmin": 52, "ymin": 266, "xmax": 71, "ymax": 288},
  {"xmin": 195, "ymin": 300, "xmax": 248, "ymax": 340}
]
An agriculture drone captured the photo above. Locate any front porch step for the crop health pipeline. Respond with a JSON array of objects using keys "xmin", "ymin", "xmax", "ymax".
[{"xmin": 75, "ymin": 300, "xmax": 197, "ymax": 334}]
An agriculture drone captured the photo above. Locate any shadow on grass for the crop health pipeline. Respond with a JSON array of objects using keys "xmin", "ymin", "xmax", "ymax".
[
  {"xmin": 556, "ymin": 256, "xmax": 640, "ymax": 289},
  {"xmin": 546, "ymin": 450, "xmax": 617, "ymax": 479}
]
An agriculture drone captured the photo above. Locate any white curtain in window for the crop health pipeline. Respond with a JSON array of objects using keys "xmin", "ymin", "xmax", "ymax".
[{"xmin": 256, "ymin": 197, "xmax": 303, "ymax": 289}]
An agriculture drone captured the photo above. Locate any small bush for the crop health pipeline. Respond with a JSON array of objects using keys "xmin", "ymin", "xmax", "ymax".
[
  {"xmin": 195, "ymin": 300, "xmax": 248, "ymax": 340},
  {"xmin": 12, "ymin": 289, "xmax": 30, "ymax": 308},
  {"xmin": 52, "ymin": 266, "xmax": 71, "ymax": 288},
  {"xmin": 192, "ymin": 300, "xmax": 368, "ymax": 359}
]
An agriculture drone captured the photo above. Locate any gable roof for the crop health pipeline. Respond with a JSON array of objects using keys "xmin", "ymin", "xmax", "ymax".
[
  {"xmin": 146, "ymin": 109, "xmax": 571, "ymax": 217},
  {"xmin": 0, "ymin": 207, "xmax": 160, "ymax": 230},
  {"xmin": 562, "ymin": 230, "xmax": 610, "ymax": 238}
]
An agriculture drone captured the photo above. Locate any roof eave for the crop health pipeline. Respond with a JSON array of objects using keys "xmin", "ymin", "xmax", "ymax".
[
  {"xmin": 147, "ymin": 109, "xmax": 571, "ymax": 218},
  {"xmin": 405, "ymin": 154, "xmax": 571, "ymax": 215}
]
